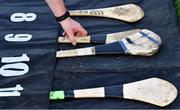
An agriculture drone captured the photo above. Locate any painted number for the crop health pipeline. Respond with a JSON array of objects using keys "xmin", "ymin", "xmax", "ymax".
[
  {"xmin": 11, "ymin": 13, "xmax": 37, "ymax": 22},
  {"xmin": 1, "ymin": 54, "xmax": 30, "ymax": 63},
  {"xmin": 0, "ymin": 84, "xmax": 23, "ymax": 97},
  {"xmin": 5, "ymin": 34, "xmax": 32, "ymax": 42},
  {"xmin": 0, "ymin": 54, "xmax": 30, "ymax": 77}
]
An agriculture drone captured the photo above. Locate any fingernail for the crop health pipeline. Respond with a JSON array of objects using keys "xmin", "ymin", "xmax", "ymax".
[{"xmin": 72, "ymin": 42, "xmax": 77, "ymax": 46}]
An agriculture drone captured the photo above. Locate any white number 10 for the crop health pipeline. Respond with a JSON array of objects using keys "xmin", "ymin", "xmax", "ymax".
[
  {"xmin": 0, "ymin": 54, "xmax": 30, "ymax": 77},
  {"xmin": 11, "ymin": 13, "xmax": 37, "ymax": 22}
]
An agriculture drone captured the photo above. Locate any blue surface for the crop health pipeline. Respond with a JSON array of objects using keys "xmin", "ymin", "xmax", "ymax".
[
  {"xmin": 50, "ymin": 0, "xmax": 180, "ymax": 109},
  {"xmin": 0, "ymin": 0, "xmax": 59, "ymax": 109}
]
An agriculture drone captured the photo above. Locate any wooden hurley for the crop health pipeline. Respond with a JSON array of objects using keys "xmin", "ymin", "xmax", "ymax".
[
  {"xmin": 58, "ymin": 29, "xmax": 141, "ymax": 44},
  {"xmin": 56, "ymin": 29, "xmax": 162, "ymax": 58},
  {"xmin": 50, "ymin": 78, "xmax": 178, "ymax": 107},
  {"xmin": 69, "ymin": 4, "xmax": 144, "ymax": 22}
]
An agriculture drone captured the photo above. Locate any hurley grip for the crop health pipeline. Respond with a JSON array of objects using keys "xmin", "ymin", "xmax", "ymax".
[
  {"xmin": 58, "ymin": 36, "xmax": 91, "ymax": 43},
  {"xmin": 56, "ymin": 47, "xmax": 96, "ymax": 58}
]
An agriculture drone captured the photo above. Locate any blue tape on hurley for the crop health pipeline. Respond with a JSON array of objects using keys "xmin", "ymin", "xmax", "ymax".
[
  {"xmin": 119, "ymin": 41, "xmax": 128, "ymax": 53},
  {"xmin": 140, "ymin": 31, "xmax": 161, "ymax": 46}
]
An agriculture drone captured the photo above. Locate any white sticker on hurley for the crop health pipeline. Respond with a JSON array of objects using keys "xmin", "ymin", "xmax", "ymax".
[{"xmin": 77, "ymin": 48, "xmax": 94, "ymax": 56}]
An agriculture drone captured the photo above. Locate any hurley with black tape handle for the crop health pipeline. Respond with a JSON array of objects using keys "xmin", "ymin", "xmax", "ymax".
[
  {"xmin": 50, "ymin": 78, "xmax": 178, "ymax": 107},
  {"xmin": 56, "ymin": 29, "xmax": 162, "ymax": 58},
  {"xmin": 59, "ymin": 29, "xmax": 141, "ymax": 44},
  {"xmin": 69, "ymin": 4, "xmax": 144, "ymax": 22}
]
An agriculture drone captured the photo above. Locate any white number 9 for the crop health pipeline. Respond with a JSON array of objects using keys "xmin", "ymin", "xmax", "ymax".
[
  {"xmin": 11, "ymin": 13, "xmax": 37, "ymax": 22},
  {"xmin": 5, "ymin": 34, "xmax": 32, "ymax": 42}
]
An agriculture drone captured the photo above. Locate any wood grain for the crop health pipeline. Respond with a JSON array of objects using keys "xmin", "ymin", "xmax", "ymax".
[
  {"xmin": 123, "ymin": 78, "xmax": 178, "ymax": 107},
  {"xmin": 70, "ymin": 4, "xmax": 144, "ymax": 22},
  {"xmin": 74, "ymin": 87, "xmax": 105, "ymax": 98},
  {"xmin": 50, "ymin": 78, "xmax": 178, "ymax": 107},
  {"xmin": 121, "ymin": 29, "xmax": 162, "ymax": 56}
]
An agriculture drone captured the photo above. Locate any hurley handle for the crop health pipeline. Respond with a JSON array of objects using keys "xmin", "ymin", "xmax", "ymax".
[
  {"xmin": 58, "ymin": 29, "xmax": 141, "ymax": 44},
  {"xmin": 50, "ymin": 85, "xmax": 123, "ymax": 100},
  {"xmin": 58, "ymin": 36, "xmax": 91, "ymax": 44},
  {"xmin": 56, "ymin": 41, "xmax": 126, "ymax": 58},
  {"xmin": 56, "ymin": 47, "xmax": 95, "ymax": 58},
  {"xmin": 58, "ymin": 34, "xmax": 107, "ymax": 44}
]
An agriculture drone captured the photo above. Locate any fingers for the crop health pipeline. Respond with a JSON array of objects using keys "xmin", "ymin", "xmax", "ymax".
[
  {"xmin": 76, "ymin": 24, "xmax": 88, "ymax": 36},
  {"xmin": 61, "ymin": 18, "xmax": 88, "ymax": 45},
  {"xmin": 75, "ymin": 31, "xmax": 83, "ymax": 37},
  {"xmin": 62, "ymin": 32, "xmax": 67, "ymax": 36},
  {"xmin": 66, "ymin": 30, "xmax": 76, "ymax": 46},
  {"xmin": 63, "ymin": 28, "xmax": 87, "ymax": 37},
  {"xmin": 63, "ymin": 27, "xmax": 87, "ymax": 46}
]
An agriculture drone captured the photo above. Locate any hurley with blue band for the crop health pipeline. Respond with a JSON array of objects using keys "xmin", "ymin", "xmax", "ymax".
[
  {"xmin": 56, "ymin": 29, "xmax": 162, "ymax": 58},
  {"xmin": 58, "ymin": 29, "xmax": 141, "ymax": 44}
]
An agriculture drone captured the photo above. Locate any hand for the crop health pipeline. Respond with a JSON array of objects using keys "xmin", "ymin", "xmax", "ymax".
[{"xmin": 60, "ymin": 17, "xmax": 87, "ymax": 45}]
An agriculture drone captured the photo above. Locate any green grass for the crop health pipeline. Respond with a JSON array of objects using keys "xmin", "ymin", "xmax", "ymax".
[{"xmin": 175, "ymin": 0, "xmax": 180, "ymax": 26}]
